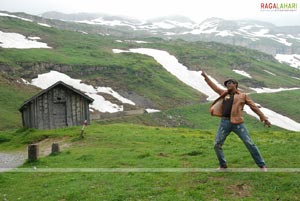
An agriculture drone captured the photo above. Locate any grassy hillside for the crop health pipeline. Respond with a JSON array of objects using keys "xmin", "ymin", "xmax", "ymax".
[
  {"xmin": 0, "ymin": 123, "xmax": 299, "ymax": 200},
  {"xmin": 0, "ymin": 73, "xmax": 39, "ymax": 130}
]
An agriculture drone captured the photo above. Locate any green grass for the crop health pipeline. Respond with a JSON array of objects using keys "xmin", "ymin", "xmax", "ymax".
[
  {"xmin": 0, "ymin": 123, "xmax": 300, "ymax": 200},
  {"xmin": 0, "ymin": 74, "xmax": 39, "ymax": 130}
]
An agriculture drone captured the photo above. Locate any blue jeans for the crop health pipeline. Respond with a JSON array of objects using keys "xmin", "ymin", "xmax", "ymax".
[{"xmin": 214, "ymin": 119, "xmax": 266, "ymax": 167}]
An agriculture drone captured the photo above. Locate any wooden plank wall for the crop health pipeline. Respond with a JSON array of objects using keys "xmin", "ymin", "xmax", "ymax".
[{"xmin": 22, "ymin": 86, "xmax": 91, "ymax": 129}]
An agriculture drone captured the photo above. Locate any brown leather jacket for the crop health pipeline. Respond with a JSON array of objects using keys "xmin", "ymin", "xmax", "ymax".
[{"xmin": 204, "ymin": 76, "xmax": 267, "ymax": 124}]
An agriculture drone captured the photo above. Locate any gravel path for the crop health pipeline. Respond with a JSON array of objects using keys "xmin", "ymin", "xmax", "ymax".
[
  {"xmin": 0, "ymin": 137, "xmax": 71, "ymax": 172},
  {"xmin": 0, "ymin": 152, "xmax": 27, "ymax": 172}
]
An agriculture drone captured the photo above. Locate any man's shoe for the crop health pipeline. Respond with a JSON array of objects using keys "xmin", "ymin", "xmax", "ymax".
[
  {"xmin": 217, "ymin": 165, "xmax": 228, "ymax": 170},
  {"xmin": 260, "ymin": 165, "xmax": 267, "ymax": 172}
]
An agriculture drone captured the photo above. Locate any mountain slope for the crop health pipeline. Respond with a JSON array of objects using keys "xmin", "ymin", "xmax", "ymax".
[
  {"xmin": 3, "ymin": 10, "xmax": 300, "ymax": 61},
  {"xmin": 38, "ymin": 12, "xmax": 300, "ymax": 57},
  {"xmin": 1, "ymin": 11, "xmax": 300, "ymax": 130}
]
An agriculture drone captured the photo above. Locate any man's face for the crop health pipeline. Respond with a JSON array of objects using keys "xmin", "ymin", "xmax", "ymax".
[{"xmin": 226, "ymin": 81, "xmax": 237, "ymax": 91}]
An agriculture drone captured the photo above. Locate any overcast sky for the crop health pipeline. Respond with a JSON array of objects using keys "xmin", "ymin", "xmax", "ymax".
[{"xmin": 1, "ymin": 0, "xmax": 299, "ymax": 26}]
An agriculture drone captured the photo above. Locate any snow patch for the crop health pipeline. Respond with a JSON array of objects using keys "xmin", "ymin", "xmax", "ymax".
[
  {"xmin": 0, "ymin": 31, "xmax": 51, "ymax": 49},
  {"xmin": 97, "ymin": 87, "xmax": 135, "ymax": 105},
  {"xmin": 233, "ymin": 70, "xmax": 252, "ymax": 78},
  {"xmin": 38, "ymin": 23, "xmax": 51, "ymax": 27},
  {"xmin": 21, "ymin": 78, "xmax": 30, "ymax": 85},
  {"xmin": 145, "ymin": 109, "xmax": 161, "ymax": 113},
  {"xmin": 250, "ymin": 87, "xmax": 300, "ymax": 93},
  {"xmin": 292, "ymin": 77, "xmax": 300, "ymax": 80},
  {"xmin": 0, "ymin": 12, "xmax": 32, "ymax": 22},
  {"xmin": 216, "ymin": 30, "xmax": 234, "ymax": 37},
  {"xmin": 263, "ymin": 70, "xmax": 276, "ymax": 76},
  {"xmin": 275, "ymin": 54, "xmax": 300, "ymax": 68}
]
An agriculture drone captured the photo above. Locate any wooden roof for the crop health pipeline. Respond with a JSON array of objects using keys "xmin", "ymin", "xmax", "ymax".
[{"xmin": 19, "ymin": 81, "xmax": 94, "ymax": 111}]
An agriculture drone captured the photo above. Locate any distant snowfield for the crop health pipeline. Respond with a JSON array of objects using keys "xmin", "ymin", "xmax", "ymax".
[
  {"xmin": 181, "ymin": 21, "xmax": 293, "ymax": 47},
  {"xmin": 38, "ymin": 23, "xmax": 51, "ymax": 27},
  {"xmin": 0, "ymin": 12, "xmax": 51, "ymax": 28},
  {"xmin": 115, "ymin": 39, "xmax": 151, "ymax": 44},
  {"xmin": 0, "ymin": 31, "xmax": 51, "ymax": 49},
  {"xmin": 275, "ymin": 54, "xmax": 300, "ymax": 69},
  {"xmin": 0, "ymin": 12, "xmax": 32, "ymax": 22},
  {"xmin": 113, "ymin": 48, "xmax": 300, "ymax": 131},
  {"xmin": 250, "ymin": 87, "xmax": 300, "ymax": 93},
  {"xmin": 30, "ymin": 71, "xmax": 135, "ymax": 113}
]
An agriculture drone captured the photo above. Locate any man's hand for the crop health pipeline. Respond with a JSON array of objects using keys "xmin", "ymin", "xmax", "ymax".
[
  {"xmin": 263, "ymin": 119, "xmax": 271, "ymax": 127},
  {"xmin": 201, "ymin": 71, "xmax": 207, "ymax": 78}
]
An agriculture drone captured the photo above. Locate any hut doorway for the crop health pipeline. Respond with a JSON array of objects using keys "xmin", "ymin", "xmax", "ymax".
[{"xmin": 53, "ymin": 102, "xmax": 67, "ymax": 127}]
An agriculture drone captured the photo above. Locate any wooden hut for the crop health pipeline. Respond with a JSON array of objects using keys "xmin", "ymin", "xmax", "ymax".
[{"xmin": 19, "ymin": 81, "xmax": 94, "ymax": 129}]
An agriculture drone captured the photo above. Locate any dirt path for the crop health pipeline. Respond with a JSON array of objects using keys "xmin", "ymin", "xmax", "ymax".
[{"xmin": 0, "ymin": 137, "xmax": 71, "ymax": 172}]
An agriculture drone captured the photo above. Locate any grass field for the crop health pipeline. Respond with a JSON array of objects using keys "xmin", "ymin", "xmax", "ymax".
[{"xmin": 0, "ymin": 123, "xmax": 299, "ymax": 200}]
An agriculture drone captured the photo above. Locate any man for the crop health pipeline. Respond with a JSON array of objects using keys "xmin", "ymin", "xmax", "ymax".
[{"xmin": 201, "ymin": 71, "xmax": 271, "ymax": 171}]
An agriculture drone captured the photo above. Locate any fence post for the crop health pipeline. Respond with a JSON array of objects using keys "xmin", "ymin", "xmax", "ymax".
[
  {"xmin": 51, "ymin": 143, "xmax": 60, "ymax": 154},
  {"xmin": 28, "ymin": 144, "xmax": 39, "ymax": 162},
  {"xmin": 80, "ymin": 120, "xmax": 88, "ymax": 139}
]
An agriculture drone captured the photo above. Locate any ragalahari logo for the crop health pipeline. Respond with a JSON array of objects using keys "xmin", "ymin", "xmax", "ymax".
[{"xmin": 260, "ymin": 2, "xmax": 297, "ymax": 11}]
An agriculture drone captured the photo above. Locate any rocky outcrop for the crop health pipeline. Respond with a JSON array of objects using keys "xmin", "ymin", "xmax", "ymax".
[{"xmin": 14, "ymin": 62, "xmax": 119, "ymax": 79}]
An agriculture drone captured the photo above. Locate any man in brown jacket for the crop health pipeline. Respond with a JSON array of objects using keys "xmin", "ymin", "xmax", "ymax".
[{"xmin": 201, "ymin": 71, "xmax": 271, "ymax": 171}]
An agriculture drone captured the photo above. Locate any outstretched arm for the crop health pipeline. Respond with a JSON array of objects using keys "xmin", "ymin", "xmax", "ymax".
[
  {"xmin": 245, "ymin": 94, "xmax": 271, "ymax": 127},
  {"xmin": 201, "ymin": 71, "xmax": 224, "ymax": 95}
]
